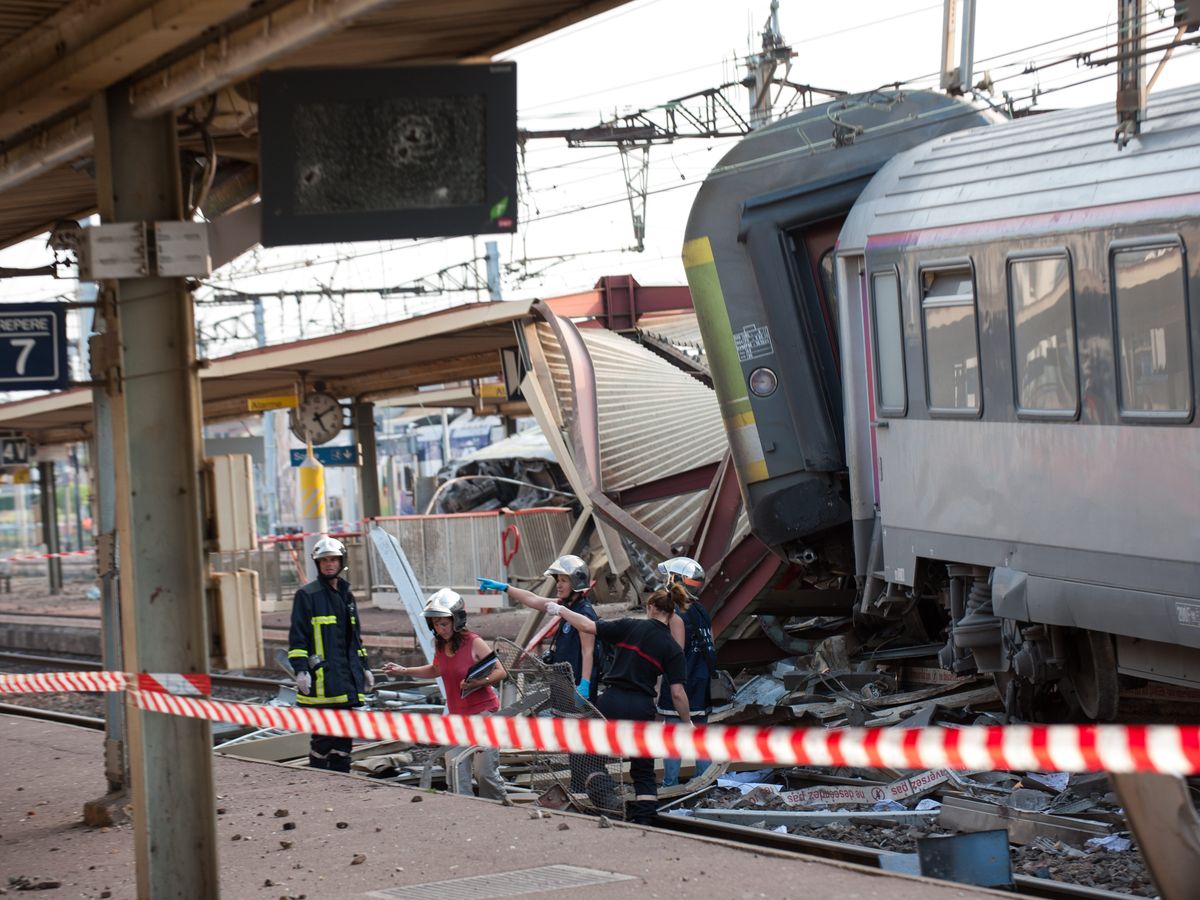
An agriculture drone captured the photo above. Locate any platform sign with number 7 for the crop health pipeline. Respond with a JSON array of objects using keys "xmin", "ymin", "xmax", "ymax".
[{"xmin": 0, "ymin": 304, "xmax": 69, "ymax": 390}]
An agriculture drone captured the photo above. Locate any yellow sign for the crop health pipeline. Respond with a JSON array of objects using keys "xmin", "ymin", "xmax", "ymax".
[
  {"xmin": 247, "ymin": 395, "xmax": 298, "ymax": 412},
  {"xmin": 476, "ymin": 383, "xmax": 506, "ymax": 401},
  {"xmin": 11, "ymin": 466, "xmax": 31, "ymax": 484}
]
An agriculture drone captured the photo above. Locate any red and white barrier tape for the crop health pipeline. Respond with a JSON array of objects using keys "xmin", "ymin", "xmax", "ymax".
[
  {"xmin": 0, "ymin": 670, "xmax": 128, "ymax": 693},
  {"xmin": 130, "ymin": 692, "xmax": 1200, "ymax": 775},
  {"xmin": 6, "ymin": 670, "xmax": 1200, "ymax": 775},
  {"xmin": 2, "ymin": 548, "xmax": 95, "ymax": 562},
  {"xmin": 136, "ymin": 672, "xmax": 212, "ymax": 696}
]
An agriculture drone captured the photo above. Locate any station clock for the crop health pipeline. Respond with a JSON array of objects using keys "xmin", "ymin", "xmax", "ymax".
[{"xmin": 289, "ymin": 391, "xmax": 344, "ymax": 445}]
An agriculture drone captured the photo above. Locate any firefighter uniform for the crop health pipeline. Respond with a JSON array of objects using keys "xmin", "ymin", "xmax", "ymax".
[
  {"xmin": 571, "ymin": 616, "xmax": 686, "ymax": 824},
  {"xmin": 288, "ymin": 575, "xmax": 368, "ymax": 771}
]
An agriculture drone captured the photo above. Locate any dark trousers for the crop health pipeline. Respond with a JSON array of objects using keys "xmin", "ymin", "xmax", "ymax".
[
  {"xmin": 309, "ymin": 733, "xmax": 353, "ymax": 772},
  {"xmin": 570, "ymin": 686, "xmax": 658, "ymax": 824}
]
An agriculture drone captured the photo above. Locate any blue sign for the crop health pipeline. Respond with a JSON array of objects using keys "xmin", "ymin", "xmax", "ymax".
[
  {"xmin": 289, "ymin": 445, "xmax": 360, "ymax": 467},
  {"xmin": 0, "ymin": 304, "xmax": 69, "ymax": 390}
]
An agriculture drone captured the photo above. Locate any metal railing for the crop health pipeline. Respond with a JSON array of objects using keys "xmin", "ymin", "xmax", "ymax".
[
  {"xmin": 207, "ymin": 507, "xmax": 574, "ymax": 607},
  {"xmin": 368, "ymin": 507, "xmax": 575, "ymax": 597}
]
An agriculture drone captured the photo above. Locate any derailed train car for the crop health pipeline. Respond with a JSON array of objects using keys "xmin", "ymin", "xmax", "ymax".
[{"xmin": 684, "ymin": 84, "xmax": 1200, "ymax": 720}]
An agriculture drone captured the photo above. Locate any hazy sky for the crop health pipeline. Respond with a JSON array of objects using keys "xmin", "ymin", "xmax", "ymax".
[{"xmin": 1, "ymin": 0, "xmax": 1197, "ymax": 354}]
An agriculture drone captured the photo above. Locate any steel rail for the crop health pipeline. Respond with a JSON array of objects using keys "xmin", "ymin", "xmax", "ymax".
[
  {"xmin": 0, "ymin": 701, "xmax": 105, "ymax": 730},
  {"xmin": 0, "ymin": 651, "xmax": 286, "ymax": 692},
  {"xmin": 658, "ymin": 813, "xmax": 1139, "ymax": 900}
]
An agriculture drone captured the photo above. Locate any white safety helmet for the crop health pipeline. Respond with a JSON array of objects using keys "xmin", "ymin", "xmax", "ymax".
[
  {"xmin": 312, "ymin": 536, "xmax": 347, "ymax": 573},
  {"xmin": 543, "ymin": 554, "xmax": 589, "ymax": 593},
  {"xmin": 422, "ymin": 588, "xmax": 467, "ymax": 633},
  {"xmin": 657, "ymin": 556, "xmax": 705, "ymax": 600}
]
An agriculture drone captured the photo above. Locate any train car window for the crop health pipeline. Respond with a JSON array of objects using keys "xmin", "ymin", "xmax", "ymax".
[
  {"xmin": 1007, "ymin": 253, "xmax": 1078, "ymax": 418},
  {"xmin": 870, "ymin": 269, "xmax": 906, "ymax": 415},
  {"xmin": 1110, "ymin": 241, "xmax": 1194, "ymax": 421},
  {"xmin": 920, "ymin": 263, "xmax": 981, "ymax": 415}
]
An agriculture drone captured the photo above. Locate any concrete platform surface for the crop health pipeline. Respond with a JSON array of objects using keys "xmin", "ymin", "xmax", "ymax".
[{"xmin": 0, "ymin": 716, "xmax": 1002, "ymax": 899}]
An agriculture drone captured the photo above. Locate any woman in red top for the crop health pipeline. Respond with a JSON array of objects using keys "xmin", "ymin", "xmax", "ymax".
[{"xmin": 382, "ymin": 589, "xmax": 508, "ymax": 802}]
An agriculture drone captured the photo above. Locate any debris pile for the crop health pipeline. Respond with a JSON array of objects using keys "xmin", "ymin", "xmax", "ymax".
[{"xmin": 661, "ymin": 657, "xmax": 1170, "ymax": 896}]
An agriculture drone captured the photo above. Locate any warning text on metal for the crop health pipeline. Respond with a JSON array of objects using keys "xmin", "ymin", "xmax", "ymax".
[{"xmin": 0, "ymin": 305, "xmax": 69, "ymax": 390}]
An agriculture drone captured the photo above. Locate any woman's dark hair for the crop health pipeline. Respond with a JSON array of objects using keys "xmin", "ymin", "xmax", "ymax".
[
  {"xmin": 433, "ymin": 628, "xmax": 466, "ymax": 654},
  {"xmin": 647, "ymin": 583, "xmax": 691, "ymax": 617}
]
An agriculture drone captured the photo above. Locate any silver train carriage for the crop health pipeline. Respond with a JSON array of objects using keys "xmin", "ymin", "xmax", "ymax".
[{"xmin": 684, "ymin": 84, "xmax": 1200, "ymax": 720}]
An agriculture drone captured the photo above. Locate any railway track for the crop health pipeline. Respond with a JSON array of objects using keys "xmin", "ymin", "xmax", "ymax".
[
  {"xmin": 657, "ymin": 813, "xmax": 1140, "ymax": 900},
  {"xmin": 0, "ymin": 650, "xmax": 287, "ymax": 692},
  {"xmin": 0, "ymin": 700, "xmax": 105, "ymax": 730}
]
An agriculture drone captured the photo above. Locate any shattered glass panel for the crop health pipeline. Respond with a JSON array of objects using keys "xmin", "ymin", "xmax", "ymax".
[{"xmin": 290, "ymin": 96, "xmax": 487, "ymax": 214}]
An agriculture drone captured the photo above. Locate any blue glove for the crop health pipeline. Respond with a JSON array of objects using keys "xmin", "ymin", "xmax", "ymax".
[
  {"xmin": 477, "ymin": 577, "xmax": 509, "ymax": 593},
  {"xmin": 576, "ymin": 678, "xmax": 590, "ymax": 701}
]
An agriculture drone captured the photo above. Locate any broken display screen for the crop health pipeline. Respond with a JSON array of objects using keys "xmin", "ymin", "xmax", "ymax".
[{"xmin": 259, "ymin": 65, "xmax": 517, "ymax": 245}]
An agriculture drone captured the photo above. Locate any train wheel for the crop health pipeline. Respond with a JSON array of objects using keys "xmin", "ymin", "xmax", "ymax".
[{"xmin": 1059, "ymin": 631, "xmax": 1119, "ymax": 722}]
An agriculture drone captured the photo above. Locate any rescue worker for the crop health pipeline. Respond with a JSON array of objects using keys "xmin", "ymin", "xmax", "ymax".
[
  {"xmin": 381, "ymin": 589, "xmax": 508, "ymax": 802},
  {"xmin": 477, "ymin": 554, "xmax": 599, "ymax": 701},
  {"xmin": 288, "ymin": 536, "xmax": 373, "ymax": 772},
  {"xmin": 654, "ymin": 557, "xmax": 715, "ymax": 786},
  {"xmin": 547, "ymin": 584, "xmax": 691, "ymax": 825}
]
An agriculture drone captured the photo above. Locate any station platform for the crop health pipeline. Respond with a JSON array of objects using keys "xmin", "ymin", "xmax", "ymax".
[{"xmin": 2, "ymin": 715, "xmax": 1005, "ymax": 898}]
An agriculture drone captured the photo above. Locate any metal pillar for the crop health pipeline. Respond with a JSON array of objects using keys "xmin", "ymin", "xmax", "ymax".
[
  {"xmin": 37, "ymin": 461, "xmax": 63, "ymax": 593},
  {"xmin": 1116, "ymin": 0, "xmax": 1147, "ymax": 143},
  {"xmin": 92, "ymin": 86, "xmax": 218, "ymax": 898},
  {"xmin": 355, "ymin": 400, "xmax": 381, "ymax": 519},
  {"xmin": 89, "ymin": 370, "xmax": 127, "ymax": 796},
  {"xmin": 940, "ymin": 0, "xmax": 977, "ymax": 96},
  {"xmin": 485, "ymin": 241, "xmax": 502, "ymax": 300},
  {"xmin": 298, "ymin": 446, "xmax": 328, "ymax": 582},
  {"xmin": 253, "ymin": 299, "xmax": 280, "ymax": 535},
  {"xmin": 70, "ymin": 445, "xmax": 85, "ymax": 550},
  {"xmin": 354, "ymin": 400, "xmax": 379, "ymax": 602}
]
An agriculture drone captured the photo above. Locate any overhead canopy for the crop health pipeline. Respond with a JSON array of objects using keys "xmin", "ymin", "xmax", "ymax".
[
  {"xmin": 0, "ymin": 298, "xmax": 533, "ymax": 443},
  {"xmin": 0, "ymin": 0, "xmax": 635, "ymax": 249},
  {"xmin": 0, "ymin": 279, "xmax": 696, "ymax": 444}
]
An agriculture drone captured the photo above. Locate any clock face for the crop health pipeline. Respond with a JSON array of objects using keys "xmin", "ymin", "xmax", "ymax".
[{"xmin": 289, "ymin": 392, "xmax": 343, "ymax": 445}]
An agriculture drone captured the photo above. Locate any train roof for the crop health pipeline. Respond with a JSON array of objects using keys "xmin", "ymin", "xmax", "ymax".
[
  {"xmin": 684, "ymin": 89, "xmax": 998, "ymax": 243},
  {"xmin": 839, "ymin": 81, "xmax": 1200, "ymax": 252}
]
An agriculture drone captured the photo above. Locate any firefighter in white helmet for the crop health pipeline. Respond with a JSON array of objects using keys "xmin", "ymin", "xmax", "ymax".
[
  {"xmin": 477, "ymin": 554, "xmax": 601, "ymax": 702},
  {"xmin": 287, "ymin": 536, "xmax": 374, "ymax": 772}
]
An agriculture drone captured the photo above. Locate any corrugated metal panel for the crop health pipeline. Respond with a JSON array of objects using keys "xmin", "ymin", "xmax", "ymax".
[
  {"xmin": 636, "ymin": 311, "xmax": 708, "ymax": 371},
  {"xmin": 627, "ymin": 491, "xmax": 707, "ymax": 550},
  {"xmin": 586, "ymin": 327, "xmax": 726, "ymax": 493},
  {"xmin": 0, "ymin": 163, "xmax": 95, "ymax": 249},
  {"xmin": 536, "ymin": 321, "xmax": 727, "ymax": 548}
]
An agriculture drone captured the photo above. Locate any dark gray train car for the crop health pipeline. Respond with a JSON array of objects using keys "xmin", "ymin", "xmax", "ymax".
[{"xmin": 685, "ymin": 84, "xmax": 1200, "ymax": 719}]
